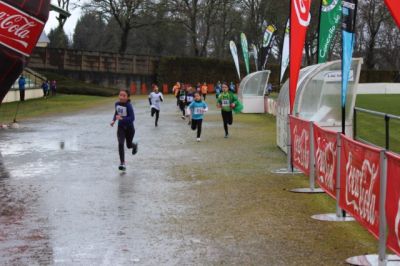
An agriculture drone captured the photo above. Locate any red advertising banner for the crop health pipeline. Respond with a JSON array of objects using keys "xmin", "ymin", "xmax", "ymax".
[
  {"xmin": 385, "ymin": 0, "xmax": 400, "ymax": 28},
  {"xmin": 314, "ymin": 124, "xmax": 337, "ymax": 199},
  {"xmin": 0, "ymin": 0, "xmax": 46, "ymax": 57},
  {"xmin": 339, "ymin": 135, "xmax": 381, "ymax": 238},
  {"xmin": 290, "ymin": 116, "xmax": 310, "ymax": 176},
  {"xmin": 289, "ymin": 0, "xmax": 312, "ymax": 114},
  {"xmin": 385, "ymin": 152, "xmax": 400, "ymax": 256}
]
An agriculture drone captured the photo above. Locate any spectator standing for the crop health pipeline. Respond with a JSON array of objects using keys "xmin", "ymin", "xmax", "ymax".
[
  {"xmin": 229, "ymin": 82, "xmax": 236, "ymax": 93},
  {"xmin": 18, "ymin": 75, "xmax": 26, "ymax": 102},
  {"xmin": 51, "ymin": 80, "xmax": 57, "ymax": 96},
  {"xmin": 42, "ymin": 80, "xmax": 49, "ymax": 98}
]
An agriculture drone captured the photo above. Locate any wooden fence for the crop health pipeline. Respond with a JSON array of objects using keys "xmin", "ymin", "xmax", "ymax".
[{"xmin": 29, "ymin": 47, "xmax": 159, "ymax": 76}]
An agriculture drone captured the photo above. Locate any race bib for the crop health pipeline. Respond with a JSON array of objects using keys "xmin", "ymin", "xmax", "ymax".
[
  {"xmin": 116, "ymin": 105, "xmax": 127, "ymax": 116},
  {"xmin": 180, "ymin": 95, "xmax": 185, "ymax": 101},
  {"xmin": 187, "ymin": 96, "xmax": 194, "ymax": 102},
  {"xmin": 194, "ymin": 107, "xmax": 204, "ymax": 115},
  {"xmin": 222, "ymin": 99, "xmax": 230, "ymax": 107}
]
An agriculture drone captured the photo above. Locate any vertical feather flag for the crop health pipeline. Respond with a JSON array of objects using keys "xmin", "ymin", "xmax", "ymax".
[
  {"xmin": 289, "ymin": 0, "xmax": 312, "ymax": 114},
  {"xmin": 229, "ymin": 41, "xmax": 241, "ymax": 80},
  {"xmin": 318, "ymin": 0, "xmax": 342, "ymax": 63},
  {"xmin": 240, "ymin": 33, "xmax": 250, "ymax": 75},
  {"xmin": 280, "ymin": 19, "xmax": 290, "ymax": 83},
  {"xmin": 341, "ymin": 0, "xmax": 358, "ymax": 133}
]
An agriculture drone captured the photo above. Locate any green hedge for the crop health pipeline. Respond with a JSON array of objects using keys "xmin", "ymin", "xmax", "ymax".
[
  {"xmin": 156, "ymin": 56, "xmax": 281, "ymax": 87},
  {"xmin": 360, "ymin": 70, "xmax": 398, "ymax": 83},
  {"xmin": 42, "ymin": 71, "xmax": 119, "ymax": 97}
]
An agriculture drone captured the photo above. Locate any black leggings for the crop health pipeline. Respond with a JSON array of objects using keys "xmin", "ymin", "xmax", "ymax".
[
  {"xmin": 191, "ymin": 119, "xmax": 203, "ymax": 138},
  {"xmin": 202, "ymin": 94, "xmax": 206, "ymax": 100},
  {"xmin": 179, "ymin": 101, "xmax": 186, "ymax": 116},
  {"xmin": 117, "ymin": 125, "xmax": 135, "ymax": 163},
  {"xmin": 151, "ymin": 108, "xmax": 160, "ymax": 125},
  {"xmin": 221, "ymin": 110, "xmax": 233, "ymax": 135}
]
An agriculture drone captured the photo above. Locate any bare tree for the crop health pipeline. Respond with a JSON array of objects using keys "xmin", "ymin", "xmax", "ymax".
[
  {"xmin": 169, "ymin": 0, "xmax": 222, "ymax": 57},
  {"xmin": 84, "ymin": 0, "xmax": 155, "ymax": 54},
  {"xmin": 211, "ymin": 0, "xmax": 242, "ymax": 58},
  {"xmin": 358, "ymin": 0, "xmax": 392, "ymax": 69}
]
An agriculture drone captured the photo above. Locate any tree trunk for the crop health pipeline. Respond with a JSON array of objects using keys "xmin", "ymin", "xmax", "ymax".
[{"xmin": 119, "ymin": 27, "xmax": 131, "ymax": 54}]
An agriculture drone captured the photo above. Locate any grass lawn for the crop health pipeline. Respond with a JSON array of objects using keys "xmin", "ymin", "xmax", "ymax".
[
  {"xmin": 355, "ymin": 94, "xmax": 400, "ymax": 153},
  {"xmin": 0, "ymin": 94, "xmax": 113, "ymax": 124}
]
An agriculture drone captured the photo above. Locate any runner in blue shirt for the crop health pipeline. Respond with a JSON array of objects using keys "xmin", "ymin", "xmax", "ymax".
[{"xmin": 187, "ymin": 92, "xmax": 208, "ymax": 142}]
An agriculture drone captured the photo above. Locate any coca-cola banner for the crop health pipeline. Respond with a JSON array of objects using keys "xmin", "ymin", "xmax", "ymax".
[
  {"xmin": 339, "ymin": 135, "xmax": 381, "ymax": 239},
  {"xmin": 0, "ymin": 0, "xmax": 50, "ymax": 103},
  {"xmin": 385, "ymin": 152, "xmax": 400, "ymax": 255},
  {"xmin": 290, "ymin": 116, "xmax": 311, "ymax": 176},
  {"xmin": 314, "ymin": 124, "xmax": 337, "ymax": 199},
  {"xmin": 0, "ymin": 1, "xmax": 46, "ymax": 56}
]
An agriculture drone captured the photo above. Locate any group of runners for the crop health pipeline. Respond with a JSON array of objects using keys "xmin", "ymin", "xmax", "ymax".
[{"xmin": 111, "ymin": 82, "xmax": 240, "ymax": 171}]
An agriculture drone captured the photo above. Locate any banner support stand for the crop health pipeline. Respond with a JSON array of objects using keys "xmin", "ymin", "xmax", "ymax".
[
  {"xmin": 272, "ymin": 114, "xmax": 301, "ymax": 174},
  {"xmin": 345, "ymin": 151, "xmax": 400, "ymax": 265},
  {"xmin": 312, "ymin": 132, "xmax": 354, "ymax": 222},
  {"xmin": 290, "ymin": 121, "xmax": 324, "ymax": 193}
]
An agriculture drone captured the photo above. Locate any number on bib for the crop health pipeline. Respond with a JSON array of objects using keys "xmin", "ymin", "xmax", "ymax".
[
  {"xmin": 194, "ymin": 107, "xmax": 204, "ymax": 115},
  {"xmin": 222, "ymin": 99, "xmax": 230, "ymax": 107}
]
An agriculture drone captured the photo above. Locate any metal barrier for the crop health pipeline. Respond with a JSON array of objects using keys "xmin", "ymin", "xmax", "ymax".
[{"xmin": 354, "ymin": 107, "xmax": 400, "ymax": 151}]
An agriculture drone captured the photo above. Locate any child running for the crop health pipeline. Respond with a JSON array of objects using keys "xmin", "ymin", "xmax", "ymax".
[
  {"xmin": 110, "ymin": 89, "xmax": 138, "ymax": 171},
  {"xmin": 185, "ymin": 86, "xmax": 195, "ymax": 124},
  {"xmin": 178, "ymin": 85, "xmax": 187, "ymax": 119},
  {"xmin": 148, "ymin": 85, "xmax": 164, "ymax": 127},
  {"xmin": 187, "ymin": 92, "xmax": 208, "ymax": 142},
  {"xmin": 217, "ymin": 82, "xmax": 238, "ymax": 138}
]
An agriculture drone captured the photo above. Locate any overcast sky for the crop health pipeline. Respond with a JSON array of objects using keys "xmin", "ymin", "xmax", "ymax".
[{"xmin": 44, "ymin": 0, "xmax": 83, "ymax": 38}]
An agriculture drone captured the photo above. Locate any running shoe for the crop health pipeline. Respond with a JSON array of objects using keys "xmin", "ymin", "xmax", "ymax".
[
  {"xmin": 119, "ymin": 164, "xmax": 126, "ymax": 171},
  {"xmin": 197, "ymin": 138, "xmax": 201, "ymax": 142},
  {"xmin": 132, "ymin": 142, "xmax": 138, "ymax": 155},
  {"xmin": 224, "ymin": 134, "xmax": 229, "ymax": 138}
]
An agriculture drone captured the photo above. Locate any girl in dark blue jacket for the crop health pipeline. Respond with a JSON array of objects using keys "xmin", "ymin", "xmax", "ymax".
[{"xmin": 111, "ymin": 90, "xmax": 138, "ymax": 171}]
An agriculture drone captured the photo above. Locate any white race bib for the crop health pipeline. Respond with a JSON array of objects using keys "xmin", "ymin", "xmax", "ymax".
[
  {"xmin": 222, "ymin": 99, "xmax": 230, "ymax": 107},
  {"xmin": 180, "ymin": 95, "xmax": 185, "ymax": 101},
  {"xmin": 187, "ymin": 96, "xmax": 194, "ymax": 102},
  {"xmin": 116, "ymin": 105, "xmax": 127, "ymax": 116},
  {"xmin": 194, "ymin": 107, "xmax": 204, "ymax": 115}
]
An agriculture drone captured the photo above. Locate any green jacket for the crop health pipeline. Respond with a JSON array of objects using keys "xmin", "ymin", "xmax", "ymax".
[{"xmin": 217, "ymin": 91, "xmax": 238, "ymax": 112}]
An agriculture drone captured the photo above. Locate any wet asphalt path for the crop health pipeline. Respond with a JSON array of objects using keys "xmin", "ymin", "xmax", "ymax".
[
  {"xmin": 0, "ymin": 97, "xmax": 209, "ymax": 265},
  {"xmin": 0, "ymin": 96, "xmax": 376, "ymax": 265}
]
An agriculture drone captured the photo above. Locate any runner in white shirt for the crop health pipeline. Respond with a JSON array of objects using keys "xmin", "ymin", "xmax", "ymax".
[{"xmin": 148, "ymin": 85, "xmax": 164, "ymax": 127}]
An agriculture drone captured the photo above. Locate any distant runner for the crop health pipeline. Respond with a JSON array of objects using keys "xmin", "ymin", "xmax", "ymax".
[
  {"xmin": 187, "ymin": 92, "xmax": 208, "ymax": 142},
  {"xmin": 173, "ymin": 82, "xmax": 181, "ymax": 107},
  {"xmin": 110, "ymin": 89, "xmax": 138, "ymax": 171},
  {"xmin": 148, "ymin": 85, "xmax": 164, "ymax": 127},
  {"xmin": 217, "ymin": 82, "xmax": 239, "ymax": 138},
  {"xmin": 178, "ymin": 85, "xmax": 187, "ymax": 119},
  {"xmin": 201, "ymin": 82, "xmax": 208, "ymax": 100}
]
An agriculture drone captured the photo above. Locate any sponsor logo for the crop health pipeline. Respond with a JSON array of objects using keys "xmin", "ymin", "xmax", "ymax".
[
  {"xmin": 321, "ymin": 70, "xmax": 354, "ymax": 82},
  {"xmin": 0, "ymin": 1, "xmax": 45, "ymax": 56},
  {"xmin": 322, "ymin": 0, "xmax": 340, "ymax": 12},
  {"xmin": 345, "ymin": 152, "xmax": 379, "ymax": 225},
  {"xmin": 395, "ymin": 198, "xmax": 400, "ymax": 248},
  {"xmin": 294, "ymin": 0, "xmax": 311, "ymax": 27},
  {"xmin": 293, "ymin": 125, "xmax": 309, "ymax": 170},
  {"xmin": 316, "ymin": 137, "xmax": 336, "ymax": 192}
]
